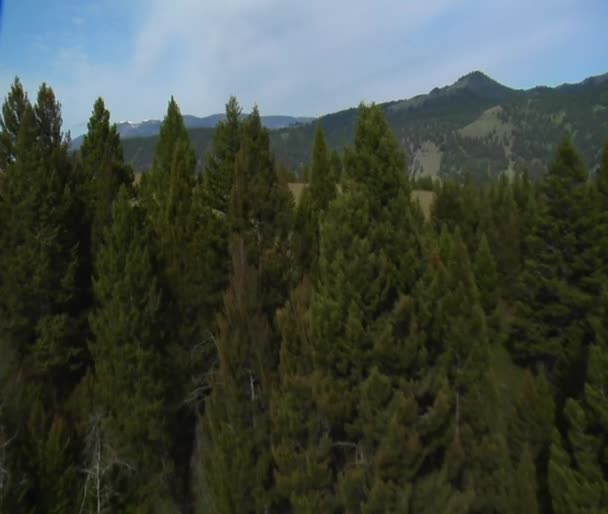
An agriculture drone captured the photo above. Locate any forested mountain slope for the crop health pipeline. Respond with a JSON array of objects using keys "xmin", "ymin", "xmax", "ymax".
[{"xmin": 121, "ymin": 70, "xmax": 608, "ymax": 181}]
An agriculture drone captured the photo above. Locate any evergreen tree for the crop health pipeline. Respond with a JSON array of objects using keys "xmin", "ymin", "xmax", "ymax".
[
  {"xmin": 0, "ymin": 81, "xmax": 89, "ymax": 513},
  {"xmin": 272, "ymin": 278, "xmax": 335, "ymax": 514},
  {"xmin": 229, "ymin": 105, "xmax": 294, "ymax": 322},
  {"xmin": 548, "ymin": 290, "xmax": 608, "ymax": 514},
  {"xmin": 79, "ymin": 97, "xmax": 133, "ymax": 256},
  {"xmin": 596, "ymin": 139, "xmax": 608, "ymax": 198},
  {"xmin": 513, "ymin": 446, "xmax": 540, "ymax": 514},
  {"xmin": 198, "ymin": 105, "xmax": 295, "ymax": 513},
  {"xmin": 486, "ymin": 177, "xmax": 522, "ymax": 298},
  {"xmin": 474, "ymin": 233, "xmax": 498, "ymax": 314},
  {"xmin": 298, "ymin": 104, "xmax": 423, "ymax": 513},
  {"xmin": 443, "ymin": 233, "xmax": 513, "ymax": 514},
  {"xmin": 139, "ymin": 97, "xmax": 211, "ymax": 507},
  {"xmin": 0, "ymin": 85, "xmax": 85, "ymax": 402},
  {"xmin": 293, "ymin": 124, "xmax": 337, "ymax": 274},
  {"xmin": 0, "ymin": 77, "xmax": 29, "ymax": 170},
  {"xmin": 198, "ymin": 237, "xmax": 275, "ymax": 514},
  {"xmin": 330, "ymin": 149, "xmax": 342, "ymax": 183},
  {"xmin": 204, "ymin": 96, "xmax": 242, "ymax": 214},
  {"xmin": 508, "ymin": 370, "xmax": 555, "ymax": 513},
  {"xmin": 89, "ymin": 187, "xmax": 172, "ymax": 512},
  {"xmin": 510, "ymin": 138, "xmax": 597, "ymax": 402}
]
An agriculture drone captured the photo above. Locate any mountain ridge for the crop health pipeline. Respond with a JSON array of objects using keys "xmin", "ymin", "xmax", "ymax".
[
  {"xmin": 70, "ymin": 113, "xmax": 314, "ymax": 149},
  {"xmin": 115, "ymin": 70, "xmax": 608, "ymax": 181}
]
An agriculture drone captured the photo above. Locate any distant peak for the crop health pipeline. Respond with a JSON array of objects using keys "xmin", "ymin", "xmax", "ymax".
[
  {"xmin": 446, "ymin": 70, "xmax": 514, "ymax": 99},
  {"xmin": 453, "ymin": 70, "xmax": 500, "ymax": 88}
]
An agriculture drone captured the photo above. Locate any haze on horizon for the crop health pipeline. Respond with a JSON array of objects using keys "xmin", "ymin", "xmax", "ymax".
[{"xmin": 0, "ymin": 0, "xmax": 606, "ymax": 135}]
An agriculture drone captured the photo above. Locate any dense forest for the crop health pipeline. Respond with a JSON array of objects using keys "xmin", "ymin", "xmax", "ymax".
[{"xmin": 1, "ymin": 76, "xmax": 607, "ymax": 514}]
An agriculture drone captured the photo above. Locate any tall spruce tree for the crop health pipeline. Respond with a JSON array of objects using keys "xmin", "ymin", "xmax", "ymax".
[
  {"xmin": 548, "ymin": 289, "xmax": 608, "ymax": 514},
  {"xmin": 204, "ymin": 96, "xmax": 242, "ymax": 214},
  {"xmin": 198, "ymin": 237, "xmax": 275, "ymax": 514},
  {"xmin": 513, "ymin": 446, "xmax": 541, "ymax": 514},
  {"xmin": 79, "ymin": 97, "xmax": 133, "ymax": 256},
  {"xmin": 198, "ymin": 106, "xmax": 294, "ymax": 514},
  {"xmin": 508, "ymin": 370, "xmax": 555, "ymax": 513},
  {"xmin": 140, "ymin": 97, "xmax": 218, "ymax": 509},
  {"xmin": 293, "ymin": 124, "xmax": 337, "ymax": 274},
  {"xmin": 0, "ymin": 77, "xmax": 29, "ymax": 170},
  {"xmin": 272, "ymin": 278, "xmax": 335, "ymax": 514},
  {"xmin": 486, "ymin": 177, "xmax": 522, "ymax": 298},
  {"xmin": 510, "ymin": 138, "xmax": 597, "ymax": 402},
  {"xmin": 443, "ymin": 232, "xmax": 514, "ymax": 514},
  {"xmin": 229, "ymin": 105, "xmax": 294, "ymax": 322},
  {"xmin": 291, "ymin": 104, "xmax": 424, "ymax": 513},
  {"xmin": 474, "ymin": 233, "xmax": 498, "ymax": 314},
  {"xmin": 0, "ymin": 82, "xmax": 87, "ymax": 513},
  {"xmin": 0, "ymin": 84, "xmax": 85, "ymax": 402},
  {"xmin": 89, "ymin": 187, "xmax": 172, "ymax": 513}
]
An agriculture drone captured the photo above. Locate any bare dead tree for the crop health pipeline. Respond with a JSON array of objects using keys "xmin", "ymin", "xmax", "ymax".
[{"xmin": 79, "ymin": 412, "xmax": 135, "ymax": 514}]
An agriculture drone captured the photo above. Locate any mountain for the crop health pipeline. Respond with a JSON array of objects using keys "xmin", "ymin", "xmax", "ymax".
[
  {"xmin": 70, "ymin": 113, "xmax": 314, "ymax": 149},
  {"xmin": 116, "ymin": 70, "xmax": 608, "ymax": 181}
]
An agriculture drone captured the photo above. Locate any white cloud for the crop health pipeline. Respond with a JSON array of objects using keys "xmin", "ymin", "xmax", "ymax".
[{"xmin": 29, "ymin": 0, "xmax": 586, "ymax": 132}]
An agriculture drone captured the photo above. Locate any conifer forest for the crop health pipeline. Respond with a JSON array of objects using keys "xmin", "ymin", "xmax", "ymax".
[{"xmin": 1, "ymin": 77, "xmax": 608, "ymax": 514}]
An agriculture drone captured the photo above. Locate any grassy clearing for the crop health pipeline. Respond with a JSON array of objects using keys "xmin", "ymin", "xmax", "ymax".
[
  {"xmin": 411, "ymin": 190, "xmax": 435, "ymax": 220},
  {"xmin": 459, "ymin": 105, "xmax": 513, "ymax": 140}
]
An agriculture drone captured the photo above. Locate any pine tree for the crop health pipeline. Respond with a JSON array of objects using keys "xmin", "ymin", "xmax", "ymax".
[
  {"xmin": 198, "ymin": 237, "xmax": 275, "ymax": 514},
  {"xmin": 596, "ymin": 139, "xmax": 608, "ymax": 198},
  {"xmin": 486, "ymin": 177, "xmax": 522, "ymax": 298},
  {"xmin": 229, "ymin": 105, "xmax": 294, "ymax": 322},
  {"xmin": 474, "ymin": 233, "xmax": 498, "ymax": 314},
  {"xmin": 299, "ymin": 104, "xmax": 423, "ymax": 513},
  {"xmin": 0, "ymin": 77, "xmax": 29, "ymax": 170},
  {"xmin": 198, "ymin": 105, "xmax": 296, "ymax": 513},
  {"xmin": 548, "ymin": 290, "xmax": 608, "ymax": 514},
  {"xmin": 508, "ymin": 370, "xmax": 555, "ymax": 513},
  {"xmin": 271, "ymin": 278, "xmax": 336, "ymax": 514},
  {"xmin": 89, "ymin": 186, "xmax": 172, "ymax": 512},
  {"xmin": 510, "ymin": 138, "xmax": 597, "ymax": 402},
  {"xmin": 0, "ymin": 83, "xmax": 88, "ymax": 513},
  {"xmin": 0, "ymin": 84, "xmax": 85, "ymax": 402},
  {"xmin": 513, "ymin": 446, "xmax": 540, "ymax": 514},
  {"xmin": 443, "ymin": 233, "xmax": 514, "ymax": 514},
  {"xmin": 293, "ymin": 124, "xmax": 337, "ymax": 274},
  {"xmin": 78, "ymin": 97, "xmax": 133, "ymax": 256},
  {"xmin": 139, "ymin": 97, "xmax": 215, "ymax": 507},
  {"xmin": 204, "ymin": 96, "xmax": 242, "ymax": 214}
]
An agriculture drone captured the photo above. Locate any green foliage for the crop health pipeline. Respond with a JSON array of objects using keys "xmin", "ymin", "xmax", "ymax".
[
  {"xmin": 474, "ymin": 233, "xmax": 498, "ymax": 313},
  {"xmin": 272, "ymin": 279, "xmax": 335, "ymax": 514},
  {"xmin": 120, "ymin": 73, "xmax": 608, "ymax": 186},
  {"xmin": 0, "ymin": 84, "xmax": 86, "ymax": 403},
  {"xmin": 293, "ymin": 124, "xmax": 337, "ymax": 275},
  {"xmin": 198, "ymin": 238, "xmax": 275, "ymax": 514},
  {"xmin": 79, "ymin": 97, "xmax": 133, "ymax": 255},
  {"xmin": 230, "ymin": 105, "xmax": 295, "ymax": 321},
  {"xmin": 513, "ymin": 446, "xmax": 540, "ymax": 514},
  {"xmin": 0, "ymin": 77, "xmax": 29, "ymax": 169},
  {"xmin": 510, "ymin": 139, "xmax": 598, "ymax": 401},
  {"xmin": 89, "ymin": 187, "xmax": 172, "ymax": 512},
  {"xmin": 204, "ymin": 96, "xmax": 242, "ymax": 214},
  {"xmin": 548, "ymin": 290, "xmax": 608, "ymax": 514},
  {"xmin": 3, "ymin": 77, "xmax": 608, "ymax": 514}
]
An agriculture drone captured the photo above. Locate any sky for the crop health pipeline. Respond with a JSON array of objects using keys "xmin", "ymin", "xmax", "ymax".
[{"xmin": 0, "ymin": 0, "xmax": 606, "ymax": 136}]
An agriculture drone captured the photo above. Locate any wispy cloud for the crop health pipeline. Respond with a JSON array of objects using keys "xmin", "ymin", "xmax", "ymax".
[{"xmin": 2, "ymin": 0, "xmax": 603, "ymax": 133}]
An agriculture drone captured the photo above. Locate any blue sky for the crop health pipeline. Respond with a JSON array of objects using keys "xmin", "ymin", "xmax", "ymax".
[{"xmin": 0, "ymin": 0, "xmax": 606, "ymax": 136}]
